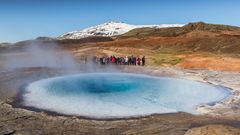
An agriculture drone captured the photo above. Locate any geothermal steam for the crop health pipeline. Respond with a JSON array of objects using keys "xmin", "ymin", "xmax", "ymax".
[{"xmin": 1, "ymin": 41, "xmax": 79, "ymax": 70}]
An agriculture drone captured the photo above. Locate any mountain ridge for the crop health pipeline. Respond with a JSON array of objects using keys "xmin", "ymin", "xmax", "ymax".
[
  {"xmin": 119, "ymin": 21, "xmax": 240, "ymax": 39},
  {"xmin": 58, "ymin": 21, "xmax": 184, "ymax": 40},
  {"xmin": 2, "ymin": 21, "xmax": 240, "ymax": 55}
]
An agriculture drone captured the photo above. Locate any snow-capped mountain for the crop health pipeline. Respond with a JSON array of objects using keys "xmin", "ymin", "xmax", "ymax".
[{"xmin": 59, "ymin": 21, "xmax": 184, "ymax": 39}]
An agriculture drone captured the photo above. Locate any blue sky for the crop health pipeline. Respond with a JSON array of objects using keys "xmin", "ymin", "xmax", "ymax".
[{"xmin": 0, "ymin": 0, "xmax": 239, "ymax": 43}]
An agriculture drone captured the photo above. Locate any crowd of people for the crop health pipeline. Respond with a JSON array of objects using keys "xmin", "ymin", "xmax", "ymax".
[{"xmin": 91, "ymin": 55, "xmax": 146, "ymax": 66}]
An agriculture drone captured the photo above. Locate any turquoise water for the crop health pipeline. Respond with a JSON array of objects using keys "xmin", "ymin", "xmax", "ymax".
[
  {"xmin": 23, "ymin": 73, "xmax": 230, "ymax": 119},
  {"xmin": 47, "ymin": 74, "xmax": 144, "ymax": 94}
]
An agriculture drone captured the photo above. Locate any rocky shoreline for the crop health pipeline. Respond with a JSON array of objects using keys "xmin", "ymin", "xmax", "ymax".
[{"xmin": 0, "ymin": 66, "xmax": 239, "ymax": 134}]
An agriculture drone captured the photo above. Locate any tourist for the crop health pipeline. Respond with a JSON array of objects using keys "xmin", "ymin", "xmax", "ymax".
[
  {"xmin": 106, "ymin": 57, "xmax": 110, "ymax": 64},
  {"xmin": 117, "ymin": 57, "xmax": 121, "ymax": 65},
  {"xmin": 121, "ymin": 57, "xmax": 125, "ymax": 65},
  {"xmin": 103, "ymin": 57, "xmax": 106, "ymax": 64},
  {"xmin": 128, "ymin": 56, "xmax": 131, "ymax": 65},
  {"xmin": 100, "ymin": 57, "xmax": 103, "ymax": 64},
  {"xmin": 110, "ymin": 56, "xmax": 112, "ymax": 63},
  {"xmin": 137, "ymin": 57, "xmax": 141, "ymax": 65},
  {"xmin": 133, "ymin": 56, "xmax": 136, "ymax": 65},
  {"xmin": 111, "ymin": 56, "xmax": 116, "ymax": 63},
  {"xmin": 89, "ymin": 55, "xmax": 145, "ymax": 66},
  {"xmin": 125, "ymin": 56, "xmax": 128, "ymax": 65},
  {"xmin": 142, "ymin": 56, "xmax": 145, "ymax": 66}
]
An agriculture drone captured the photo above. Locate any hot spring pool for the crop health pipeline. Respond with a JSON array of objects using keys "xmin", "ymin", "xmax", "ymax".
[{"xmin": 23, "ymin": 73, "xmax": 230, "ymax": 118}]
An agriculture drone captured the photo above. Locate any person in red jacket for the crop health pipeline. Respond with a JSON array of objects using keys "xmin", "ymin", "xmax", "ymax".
[{"xmin": 112, "ymin": 55, "xmax": 117, "ymax": 64}]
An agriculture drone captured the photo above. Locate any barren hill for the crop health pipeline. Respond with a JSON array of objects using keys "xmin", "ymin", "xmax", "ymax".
[
  {"xmin": 115, "ymin": 22, "xmax": 240, "ymax": 54},
  {"xmin": 120, "ymin": 22, "xmax": 240, "ymax": 38}
]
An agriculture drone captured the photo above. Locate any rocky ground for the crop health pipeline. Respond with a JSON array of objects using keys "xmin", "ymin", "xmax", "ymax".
[
  {"xmin": 185, "ymin": 124, "xmax": 240, "ymax": 135},
  {"xmin": 0, "ymin": 66, "xmax": 239, "ymax": 135}
]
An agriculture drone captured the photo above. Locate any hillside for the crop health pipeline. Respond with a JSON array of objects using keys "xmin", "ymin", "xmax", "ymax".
[
  {"xmin": 119, "ymin": 22, "xmax": 240, "ymax": 39},
  {"xmin": 115, "ymin": 22, "xmax": 240, "ymax": 54}
]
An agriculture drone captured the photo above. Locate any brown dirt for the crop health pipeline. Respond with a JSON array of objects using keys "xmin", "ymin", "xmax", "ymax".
[{"xmin": 176, "ymin": 54, "xmax": 240, "ymax": 72}]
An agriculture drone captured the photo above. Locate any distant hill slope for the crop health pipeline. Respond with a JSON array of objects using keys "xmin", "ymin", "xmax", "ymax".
[
  {"xmin": 119, "ymin": 22, "xmax": 240, "ymax": 38},
  {"xmin": 95, "ymin": 22, "xmax": 238, "ymax": 54}
]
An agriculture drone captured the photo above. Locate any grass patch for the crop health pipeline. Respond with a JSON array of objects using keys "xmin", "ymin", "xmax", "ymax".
[{"xmin": 151, "ymin": 53, "xmax": 184, "ymax": 66}]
